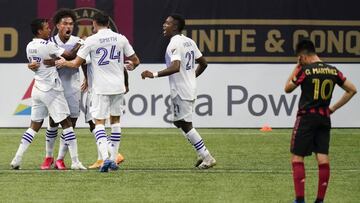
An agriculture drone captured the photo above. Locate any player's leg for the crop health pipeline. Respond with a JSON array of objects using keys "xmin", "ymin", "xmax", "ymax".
[
  {"xmin": 290, "ymin": 114, "xmax": 314, "ymax": 203},
  {"xmin": 91, "ymin": 94, "xmax": 115, "ymax": 172},
  {"xmin": 11, "ymin": 89, "xmax": 45, "ymax": 169},
  {"xmin": 41, "ymin": 116, "xmax": 59, "ymax": 170},
  {"xmin": 108, "ymin": 94, "xmax": 125, "ymax": 165},
  {"xmin": 313, "ymin": 118, "xmax": 331, "ymax": 203},
  {"xmin": 172, "ymin": 96, "xmax": 215, "ymax": 169},
  {"xmin": 88, "ymin": 120, "xmax": 104, "ymax": 168},
  {"xmin": 49, "ymin": 90, "xmax": 85, "ymax": 170}
]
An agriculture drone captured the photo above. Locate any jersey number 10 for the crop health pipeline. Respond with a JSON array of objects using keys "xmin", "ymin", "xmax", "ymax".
[{"xmin": 312, "ymin": 78, "xmax": 334, "ymax": 100}]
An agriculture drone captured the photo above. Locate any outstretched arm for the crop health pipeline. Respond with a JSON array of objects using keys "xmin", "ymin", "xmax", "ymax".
[
  {"xmin": 141, "ymin": 60, "xmax": 180, "ymax": 79},
  {"xmin": 55, "ymin": 56, "xmax": 85, "ymax": 69},
  {"xmin": 124, "ymin": 54, "xmax": 140, "ymax": 71}
]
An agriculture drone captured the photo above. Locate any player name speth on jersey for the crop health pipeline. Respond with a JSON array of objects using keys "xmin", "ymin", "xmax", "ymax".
[
  {"xmin": 26, "ymin": 38, "xmax": 65, "ymax": 92},
  {"xmin": 166, "ymin": 34, "xmax": 202, "ymax": 101},
  {"xmin": 77, "ymin": 28, "xmax": 135, "ymax": 95}
]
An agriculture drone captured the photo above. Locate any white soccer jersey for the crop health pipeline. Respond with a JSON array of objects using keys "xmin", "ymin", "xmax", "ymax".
[
  {"xmin": 26, "ymin": 38, "xmax": 65, "ymax": 91},
  {"xmin": 165, "ymin": 34, "xmax": 203, "ymax": 100},
  {"xmin": 77, "ymin": 28, "xmax": 135, "ymax": 95},
  {"xmin": 50, "ymin": 34, "xmax": 80, "ymax": 96},
  {"xmin": 86, "ymin": 62, "xmax": 93, "ymax": 91}
]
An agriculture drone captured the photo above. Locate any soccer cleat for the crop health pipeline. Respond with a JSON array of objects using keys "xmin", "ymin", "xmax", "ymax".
[
  {"xmin": 109, "ymin": 161, "xmax": 119, "ymax": 171},
  {"xmin": 194, "ymin": 155, "xmax": 203, "ymax": 167},
  {"xmin": 71, "ymin": 162, "xmax": 87, "ymax": 170},
  {"xmin": 10, "ymin": 156, "xmax": 22, "ymax": 170},
  {"xmin": 293, "ymin": 200, "xmax": 305, "ymax": 203},
  {"xmin": 88, "ymin": 160, "xmax": 104, "ymax": 169},
  {"xmin": 99, "ymin": 159, "xmax": 116, "ymax": 172},
  {"xmin": 40, "ymin": 157, "xmax": 54, "ymax": 170},
  {"xmin": 197, "ymin": 154, "xmax": 216, "ymax": 169},
  {"xmin": 54, "ymin": 159, "xmax": 67, "ymax": 170},
  {"xmin": 116, "ymin": 153, "xmax": 125, "ymax": 165}
]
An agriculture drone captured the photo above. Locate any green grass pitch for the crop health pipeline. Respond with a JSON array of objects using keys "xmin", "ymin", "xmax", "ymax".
[{"xmin": 0, "ymin": 128, "xmax": 359, "ymax": 202}]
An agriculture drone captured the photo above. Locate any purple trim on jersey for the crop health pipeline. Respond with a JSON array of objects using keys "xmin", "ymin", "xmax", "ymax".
[{"xmin": 52, "ymin": 36, "xmax": 58, "ymax": 45}]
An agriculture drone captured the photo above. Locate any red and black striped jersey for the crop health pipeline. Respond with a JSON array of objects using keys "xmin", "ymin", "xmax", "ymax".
[{"xmin": 292, "ymin": 62, "xmax": 346, "ymax": 116}]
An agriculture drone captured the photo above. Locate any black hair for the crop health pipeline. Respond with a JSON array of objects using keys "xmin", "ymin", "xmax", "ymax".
[
  {"xmin": 170, "ymin": 14, "xmax": 185, "ymax": 32},
  {"xmin": 295, "ymin": 38, "xmax": 316, "ymax": 55},
  {"xmin": 30, "ymin": 18, "xmax": 47, "ymax": 36},
  {"xmin": 93, "ymin": 11, "xmax": 109, "ymax": 26},
  {"xmin": 52, "ymin": 8, "xmax": 76, "ymax": 25}
]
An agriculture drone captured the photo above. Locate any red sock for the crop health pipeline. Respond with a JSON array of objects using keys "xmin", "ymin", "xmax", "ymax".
[
  {"xmin": 292, "ymin": 162, "xmax": 305, "ymax": 200},
  {"xmin": 317, "ymin": 163, "xmax": 330, "ymax": 201}
]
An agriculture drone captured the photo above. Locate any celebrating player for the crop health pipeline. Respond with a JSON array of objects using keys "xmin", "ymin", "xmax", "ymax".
[
  {"xmin": 55, "ymin": 11, "xmax": 140, "ymax": 172},
  {"xmin": 10, "ymin": 18, "xmax": 86, "ymax": 170},
  {"xmin": 285, "ymin": 39, "xmax": 357, "ymax": 203},
  {"xmin": 141, "ymin": 14, "xmax": 216, "ymax": 169}
]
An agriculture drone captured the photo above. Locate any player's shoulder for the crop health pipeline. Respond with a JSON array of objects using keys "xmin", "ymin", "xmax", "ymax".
[{"xmin": 68, "ymin": 35, "xmax": 80, "ymax": 43}]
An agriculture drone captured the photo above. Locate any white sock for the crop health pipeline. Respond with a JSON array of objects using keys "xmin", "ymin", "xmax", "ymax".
[
  {"xmin": 185, "ymin": 128, "xmax": 210, "ymax": 159},
  {"xmin": 92, "ymin": 129, "xmax": 103, "ymax": 160},
  {"xmin": 45, "ymin": 126, "xmax": 58, "ymax": 157},
  {"xmin": 62, "ymin": 127, "xmax": 79, "ymax": 164},
  {"xmin": 57, "ymin": 134, "xmax": 68, "ymax": 160},
  {"xmin": 93, "ymin": 125, "xmax": 109, "ymax": 160},
  {"xmin": 109, "ymin": 123, "xmax": 121, "ymax": 161},
  {"xmin": 15, "ymin": 128, "xmax": 37, "ymax": 158}
]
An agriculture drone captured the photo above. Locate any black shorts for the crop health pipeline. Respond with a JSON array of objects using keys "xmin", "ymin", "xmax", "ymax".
[{"xmin": 290, "ymin": 113, "xmax": 331, "ymax": 157}]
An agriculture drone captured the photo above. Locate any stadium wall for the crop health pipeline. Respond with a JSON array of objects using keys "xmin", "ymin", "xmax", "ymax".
[{"xmin": 1, "ymin": 64, "xmax": 359, "ymax": 128}]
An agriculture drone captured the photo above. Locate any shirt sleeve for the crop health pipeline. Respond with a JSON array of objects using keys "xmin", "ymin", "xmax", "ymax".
[
  {"xmin": 77, "ymin": 38, "xmax": 92, "ymax": 60},
  {"xmin": 292, "ymin": 65, "xmax": 306, "ymax": 85},
  {"xmin": 123, "ymin": 37, "xmax": 135, "ymax": 57},
  {"xmin": 48, "ymin": 41, "xmax": 65, "ymax": 58},
  {"xmin": 192, "ymin": 41, "xmax": 203, "ymax": 59},
  {"xmin": 336, "ymin": 69, "xmax": 347, "ymax": 86},
  {"xmin": 169, "ymin": 40, "xmax": 181, "ymax": 62}
]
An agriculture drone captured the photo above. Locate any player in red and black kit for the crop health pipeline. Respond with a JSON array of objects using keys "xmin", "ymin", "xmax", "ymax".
[{"xmin": 285, "ymin": 39, "xmax": 357, "ymax": 203}]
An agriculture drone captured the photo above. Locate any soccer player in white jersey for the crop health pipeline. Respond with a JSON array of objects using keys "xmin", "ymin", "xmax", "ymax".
[
  {"xmin": 56, "ymin": 11, "xmax": 140, "ymax": 172},
  {"xmin": 10, "ymin": 18, "xmax": 86, "ymax": 170},
  {"xmin": 141, "ymin": 14, "xmax": 216, "ymax": 169},
  {"xmin": 38, "ymin": 8, "xmax": 83, "ymax": 170}
]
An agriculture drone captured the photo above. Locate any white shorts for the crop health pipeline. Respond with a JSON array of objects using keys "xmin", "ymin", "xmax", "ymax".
[
  {"xmin": 90, "ymin": 93, "xmax": 125, "ymax": 120},
  {"xmin": 31, "ymin": 87, "xmax": 70, "ymax": 123},
  {"xmin": 171, "ymin": 95, "xmax": 194, "ymax": 122},
  {"xmin": 64, "ymin": 91, "xmax": 80, "ymax": 118},
  {"xmin": 83, "ymin": 89, "xmax": 93, "ymax": 122}
]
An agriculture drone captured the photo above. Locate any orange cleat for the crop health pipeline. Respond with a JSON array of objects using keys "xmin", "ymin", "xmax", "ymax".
[
  {"xmin": 54, "ymin": 159, "xmax": 67, "ymax": 170},
  {"xmin": 40, "ymin": 157, "xmax": 54, "ymax": 170},
  {"xmin": 88, "ymin": 160, "xmax": 104, "ymax": 169},
  {"xmin": 116, "ymin": 153, "xmax": 125, "ymax": 165}
]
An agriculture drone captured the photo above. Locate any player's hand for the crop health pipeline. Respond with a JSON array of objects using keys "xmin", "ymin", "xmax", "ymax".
[
  {"xmin": 125, "ymin": 86, "xmax": 129, "ymax": 94},
  {"xmin": 55, "ymin": 56, "xmax": 66, "ymax": 68},
  {"xmin": 141, "ymin": 70, "xmax": 154, "ymax": 79},
  {"xmin": 81, "ymin": 79, "xmax": 88, "ymax": 92},
  {"xmin": 124, "ymin": 60, "xmax": 135, "ymax": 71},
  {"xmin": 43, "ymin": 59, "xmax": 55, "ymax": 67},
  {"xmin": 27, "ymin": 60, "xmax": 40, "ymax": 71}
]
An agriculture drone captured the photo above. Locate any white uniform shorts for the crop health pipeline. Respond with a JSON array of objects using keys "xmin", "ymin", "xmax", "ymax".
[
  {"xmin": 171, "ymin": 95, "xmax": 195, "ymax": 122},
  {"xmin": 64, "ymin": 90, "xmax": 80, "ymax": 118},
  {"xmin": 31, "ymin": 87, "xmax": 70, "ymax": 123},
  {"xmin": 90, "ymin": 93, "xmax": 125, "ymax": 120}
]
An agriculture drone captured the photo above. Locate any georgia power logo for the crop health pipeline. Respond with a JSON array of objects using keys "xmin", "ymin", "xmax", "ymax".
[{"xmin": 14, "ymin": 7, "xmax": 119, "ymax": 116}]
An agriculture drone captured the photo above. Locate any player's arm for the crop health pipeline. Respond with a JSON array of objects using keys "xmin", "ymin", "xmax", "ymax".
[
  {"xmin": 27, "ymin": 60, "xmax": 40, "ymax": 71},
  {"xmin": 141, "ymin": 60, "xmax": 180, "ymax": 79},
  {"xmin": 81, "ymin": 64, "xmax": 88, "ymax": 92},
  {"xmin": 195, "ymin": 56, "xmax": 208, "ymax": 77},
  {"xmin": 55, "ymin": 56, "xmax": 85, "ymax": 69},
  {"xmin": 124, "ymin": 54, "xmax": 140, "ymax": 71},
  {"xmin": 61, "ymin": 40, "xmax": 83, "ymax": 60},
  {"xmin": 284, "ymin": 64, "xmax": 301, "ymax": 93},
  {"xmin": 329, "ymin": 79, "xmax": 357, "ymax": 114},
  {"xmin": 124, "ymin": 69, "xmax": 129, "ymax": 93}
]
